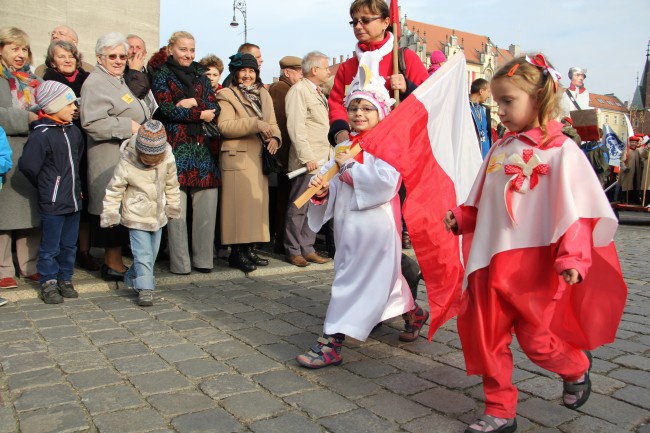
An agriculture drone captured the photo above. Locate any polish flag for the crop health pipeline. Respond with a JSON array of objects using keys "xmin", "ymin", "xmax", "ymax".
[
  {"xmin": 358, "ymin": 52, "xmax": 482, "ymax": 338},
  {"xmin": 390, "ymin": 0, "xmax": 400, "ymax": 40}
]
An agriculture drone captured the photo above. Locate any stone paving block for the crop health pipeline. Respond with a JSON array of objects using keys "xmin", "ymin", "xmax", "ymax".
[
  {"xmin": 357, "ymin": 390, "xmax": 431, "ymax": 423},
  {"xmin": 0, "ymin": 329, "xmax": 36, "ymax": 345},
  {"xmin": 608, "ymin": 368, "xmax": 650, "ymax": 389},
  {"xmin": 139, "ymin": 330, "xmax": 188, "ymax": 348},
  {"xmin": 39, "ymin": 326, "xmax": 85, "ymax": 341},
  {"xmin": 607, "ymin": 338, "xmax": 650, "ymax": 355},
  {"xmin": 46, "ymin": 336, "xmax": 94, "ymax": 356},
  {"xmin": 13, "ymin": 383, "xmax": 77, "ymax": 412},
  {"xmin": 559, "ymin": 415, "xmax": 635, "ymax": 433},
  {"xmin": 516, "ymin": 398, "xmax": 578, "ymax": 427},
  {"xmin": 179, "ymin": 327, "xmax": 231, "ymax": 345},
  {"xmin": 24, "ymin": 308, "xmax": 67, "ymax": 320},
  {"xmin": 517, "ymin": 376, "xmax": 562, "ymax": 400},
  {"xmin": 234, "ymin": 310, "xmax": 274, "ymax": 324},
  {"xmin": 86, "ymin": 328, "xmax": 136, "ymax": 346},
  {"xmin": 169, "ymin": 319, "xmax": 213, "ymax": 332},
  {"xmin": 413, "ymin": 387, "xmax": 476, "ymax": 415},
  {"xmin": 284, "ymin": 389, "xmax": 357, "ymax": 418},
  {"xmin": 419, "ymin": 364, "xmax": 482, "ymax": 390},
  {"xmin": 229, "ymin": 327, "xmax": 283, "ymax": 347},
  {"xmin": 112, "ymin": 354, "xmax": 169, "ymax": 375},
  {"xmin": 248, "ymin": 300, "xmax": 295, "ymax": 316},
  {"xmin": 155, "ymin": 310, "xmax": 195, "ymax": 322},
  {"xmin": 175, "ymin": 358, "xmax": 230, "ymax": 379},
  {"xmin": 593, "ymin": 345, "xmax": 626, "ymax": 361},
  {"xmin": 171, "ymin": 408, "xmax": 243, "ymax": 433},
  {"xmin": 203, "ymin": 339, "xmax": 257, "ymax": 360},
  {"xmin": 215, "ymin": 302, "xmax": 256, "ymax": 315},
  {"xmin": 128, "ymin": 370, "xmax": 193, "ymax": 396},
  {"xmin": 31, "ymin": 317, "xmax": 75, "ymax": 328},
  {"xmin": 613, "ymin": 354, "xmax": 650, "ymax": 371},
  {"xmin": 0, "ymin": 311, "xmax": 26, "ymax": 322},
  {"xmin": 383, "ymin": 352, "xmax": 441, "ymax": 373},
  {"xmin": 403, "ymin": 412, "xmax": 467, "ymax": 433},
  {"xmin": 319, "ymin": 408, "xmax": 397, "ymax": 433},
  {"xmin": 374, "ymin": 372, "xmax": 435, "ymax": 396},
  {"xmin": 66, "ymin": 310, "xmax": 110, "ymax": 322},
  {"xmin": 343, "ymin": 358, "xmax": 398, "ymax": 379},
  {"xmin": 592, "ymin": 357, "xmax": 620, "ymax": 374},
  {"xmin": 108, "ymin": 307, "xmax": 152, "ymax": 323},
  {"xmin": 76, "ymin": 318, "xmax": 121, "ymax": 333},
  {"xmin": 314, "ymin": 368, "xmax": 382, "ymax": 400},
  {"xmin": 147, "ymin": 391, "xmax": 217, "ymax": 417},
  {"xmin": 256, "ymin": 342, "xmax": 303, "ymax": 363},
  {"xmin": 433, "ymin": 351, "xmax": 467, "ymax": 370},
  {"xmin": 200, "ymin": 373, "xmax": 257, "ymax": 399},
  {"xmin": 252, "ymin": 370, "xmax": 315, "ymax": 397},
  {"xmin": 0, "ymin": 406, "xmax": 16, "ymax": 433},
  {"xmin": 258, "ymin": 319, "xmax": 302, "ymax": 337},
  {"xmin": 638, "ymin": 423, "xmax": 650, "ymax": 433},
  {"xmin": 613, "ymin": 384, "xmax": 650, "ymax": 410},
  {"xmin": 67, "ymin": 368, "xmax": 124, "ymax": 390},
  {"xmin": 0, "ymin": 319, "xmax": 33, "ymax": 333},
  {"xmin": 100, "ymin": 341, "xmax": 152, "ymax": 360},
  {"xmin": 221, "ymin": 390, "xmax": 288, "ymax": 422},
  {"xmin": 154, "ymin": 343, "xmax": 208, "ymax": 363},
  {"xmin": 16, "ymin": 402, "xmax": 89, "ymax": 433},
  {"xmin": 226, "ymin": 353, "xmax": 283, "ymax": 375},
  {"xmin": 80, "ymin": 383, "xmax": 145, "ymax": 415},
  {"xmin": 0, "ymin": 341, "xmax": 47, "ymax": 362},
  {"xmin": 93, "ymin": 408, "xmax": 168, "ymax": 433},
  {"xmin": 56, "ymin": 350, "xmax": 110, "ymax": 373},
  {"xmin": 122, "ymin": 319, "xmax": 175, "ymax": 335},
  {"xmin": 1, "ymin": 352, "xmax": 54, "ymax": 375},
  {"xmin": 402, "ymin": 339, "xmax": 454, "ymax": 358},
  {"xmin": 591, "ymin": 373, "xmax": 626, "ymax": 394},
  {"xmin": 8, "ymin": 367, "xmax": 64, "ymax": 391},
  {"xmin": 617, "ymin": 321, "xmax": 648, "ymax": 334},
  {"xmin": 248, "ymin": 411, "xmax": 323, "ymax": 433}
]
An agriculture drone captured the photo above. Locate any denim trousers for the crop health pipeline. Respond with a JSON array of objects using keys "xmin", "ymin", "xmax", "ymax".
[
  {"xmin": 125, "ymin": 228, "xmax": 161, "ymax": 291},
  {"xmin": 38, "ymin": 212, "xmax": 80, "ymax": 283}
]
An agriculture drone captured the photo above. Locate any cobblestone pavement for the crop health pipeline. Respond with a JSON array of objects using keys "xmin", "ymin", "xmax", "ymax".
[{"xmin": 0, "ymin": 212, "xmax": 649, "ymax": 433}]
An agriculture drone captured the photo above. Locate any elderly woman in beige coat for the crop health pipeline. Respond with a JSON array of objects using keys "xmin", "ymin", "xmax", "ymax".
[
  {"xmin": 80, "ymin": 32, "xmax": 150, "ymax": 281},
  {"xmin": 217, "ymin": 53, "xmax": 280, "ymax": 273}
]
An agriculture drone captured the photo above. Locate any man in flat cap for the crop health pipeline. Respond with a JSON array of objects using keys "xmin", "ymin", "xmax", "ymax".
[{"xmin": 268, "ymin": 55, "xmax": 303, "ymax": 254}]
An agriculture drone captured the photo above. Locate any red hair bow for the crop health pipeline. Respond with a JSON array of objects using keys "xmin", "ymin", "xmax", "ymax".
[{"xmin": 525, "ymin": 54, "xmax": 562, "ymax": 92}]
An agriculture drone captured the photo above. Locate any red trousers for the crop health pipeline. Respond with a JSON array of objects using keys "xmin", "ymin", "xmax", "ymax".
[{"xmin": 468, "ymin": 292, "xmax": 590, "ymax": 418}]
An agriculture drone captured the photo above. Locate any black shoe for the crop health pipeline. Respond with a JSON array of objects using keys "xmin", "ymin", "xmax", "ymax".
[
  {"xmin": 41, "ymin": 280, "xmax": 63, "ymax": 304},
  {"xmin": 193, "ymin": 267, "xmax": 212, "ymax": 273},
  {"xmin": 101, "ymin": 264, "xmax": 126, "ymax": 282},
  {"xmin": 229, "ymin": 246, "xmax": 257, "ymax": 273},
  {"xmin": 57, "ymin": 280, "xmax": 79, "ymax": 298},
  {"xmin": 245, "ymin": 245, "xmax": 269, "ymax": 266}
]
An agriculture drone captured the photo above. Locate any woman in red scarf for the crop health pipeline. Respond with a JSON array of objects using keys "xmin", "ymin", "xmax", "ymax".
[{"xmin": 0, "ymin": 27, "xmax": 41, "ymax": 289}]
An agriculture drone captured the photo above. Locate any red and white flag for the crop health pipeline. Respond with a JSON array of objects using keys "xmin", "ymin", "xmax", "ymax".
[
  {"xmin": 358, "ymin": 52, "xmax": 482, "ymax": 338},
  {"xmin": 389, "ymin": 0, "xmax": 401, "ymax": 40}
]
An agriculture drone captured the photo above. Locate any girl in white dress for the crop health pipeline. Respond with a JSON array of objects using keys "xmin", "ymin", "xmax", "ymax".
[{"xmin": 296, "ymin": 67, "xmax": 413, "ymax": 369}]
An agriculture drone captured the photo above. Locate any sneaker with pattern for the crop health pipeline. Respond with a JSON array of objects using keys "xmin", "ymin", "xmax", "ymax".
[
  {"xmin": 41, "ymin": 280, "xmax": 63, "ymax": 304},
  {"xmin": 57, "ymin": 281, "xmax": 79, "ymax": 298},
  {"xmin": 296, "ymin": 334, "xmax": 344, "ymax": 369}
]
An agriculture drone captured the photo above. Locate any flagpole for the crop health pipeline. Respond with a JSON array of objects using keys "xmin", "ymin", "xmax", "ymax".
[{"xmin": 392, "ymin": 20, "xmax": 400, "ymax": 107}]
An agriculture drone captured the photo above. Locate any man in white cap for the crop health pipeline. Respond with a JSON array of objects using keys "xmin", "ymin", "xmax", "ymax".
[{"xmin": 562, "ymin": 66, "xmax": 591, "ymax": 117}]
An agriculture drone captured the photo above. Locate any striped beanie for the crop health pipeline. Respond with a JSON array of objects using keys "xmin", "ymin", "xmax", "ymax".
[
  {"xmin": 135, "ymin": 120, "xmax": 167, "ymax": 155},
  {"xmin": 36, "ymin": 81, "xmax": 77, "ymax": 115}
]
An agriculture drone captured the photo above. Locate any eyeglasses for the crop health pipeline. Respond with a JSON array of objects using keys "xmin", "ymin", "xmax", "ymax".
[
  {"xmin": 347, "ymin": 106, "xmax": 378, "ymax": 113},
  {"xmin": 349, "ymin": 16, "xmax": 382, "ymax": 27},
  {"xmin": 102, "ymin": 54, "xmax": 127, "ymax": 61}
]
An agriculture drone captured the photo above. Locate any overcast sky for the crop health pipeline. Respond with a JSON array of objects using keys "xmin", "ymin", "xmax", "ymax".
[{"xmin": 161, "ymin": 0, "xmax": 648, "ymax": 104}]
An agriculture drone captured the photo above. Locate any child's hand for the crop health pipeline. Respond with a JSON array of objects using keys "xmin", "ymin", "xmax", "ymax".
[
  {"xmin": 561, "ymin": 269, "xmax": 581, "ymax": 285},
  {"xmin": 310, "ymin": 174, "xmax": 329, "ymax": 196},
  {"xmin": 443, "ymin": 210, "xmax": 457, "ymax": 232},
  {"xmin": 335, "ymin": 150, "xmax": 353, "ymax": 166}
]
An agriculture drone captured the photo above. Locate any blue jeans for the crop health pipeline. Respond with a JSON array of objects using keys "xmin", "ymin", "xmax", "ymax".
[
  {"xmin": 38, "ymin": 212, "xmax": 80, "ymax": 283},
  {"xmin": 125, "ymin": 229, "xmax": 161, "ymax": 291}
]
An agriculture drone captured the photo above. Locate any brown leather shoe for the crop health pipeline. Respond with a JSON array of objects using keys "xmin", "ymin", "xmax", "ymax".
[
  {"xmin": 287, "ymin": 255, "xmax": 310, "ymax": 267},
  {"xmin": 303, "ymin": 252, "xmax": 332, "ymax": 264}
]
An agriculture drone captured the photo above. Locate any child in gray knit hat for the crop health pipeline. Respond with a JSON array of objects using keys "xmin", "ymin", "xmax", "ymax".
[{"xmin": 101, "ymin": 120, "xmax": 181, "ymax": 306}]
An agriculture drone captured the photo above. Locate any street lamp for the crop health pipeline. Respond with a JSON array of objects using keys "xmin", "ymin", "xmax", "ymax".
[{"xmin": 230, "ymin": 0, "xmax": 247, "ymax": 43}]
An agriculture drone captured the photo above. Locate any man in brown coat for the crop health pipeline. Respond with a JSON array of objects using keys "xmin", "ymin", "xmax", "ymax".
[{"xmin": 268, "ymin": 56, "xmax": 303, "ymax": 254}]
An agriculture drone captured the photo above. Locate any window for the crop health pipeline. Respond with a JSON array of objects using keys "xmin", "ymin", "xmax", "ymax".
[
  {"xmin": 614, "ymin": 116, "xmax": 618, "ymax": 125},
  {"xmin": 597, "ymin": 98, "xmax": 605, "ymax": 104},
  {"xmin": 606, "ymin": 100, "xmax": 613, "ymax": 105},
  {"xmin": 605, "ymin": 114, "xmax": 609, "ymax": 124}
]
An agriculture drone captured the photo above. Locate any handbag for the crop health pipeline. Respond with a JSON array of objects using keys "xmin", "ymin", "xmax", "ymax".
[
  {"xmin": 202, "ymin": 121, "xmax": 221, "ymax": 139},
  {"xmin": 259, "ymin": 134, "xmax": 283, "ymax": 175}
]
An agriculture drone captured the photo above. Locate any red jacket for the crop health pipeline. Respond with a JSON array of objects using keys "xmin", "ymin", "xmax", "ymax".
[{"xmin": 327, "ymin": 32, "xmax": 429, "ymax": 144}]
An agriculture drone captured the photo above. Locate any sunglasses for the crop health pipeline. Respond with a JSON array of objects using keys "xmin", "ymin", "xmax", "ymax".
[
  {"xmin": 349, "ymin": 16, "xmax": 382, "ymax": 27},
  {"xmin": 102, "ymin": 54, "xmax": 127, "ymax": 61}
]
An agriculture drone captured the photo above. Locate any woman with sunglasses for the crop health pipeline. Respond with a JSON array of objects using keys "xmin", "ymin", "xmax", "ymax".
[
  {"xmin": 80, "ymin": 32, "xmax": 151, "ymax": 281},
  {"xmin": 327, "ymin": 0, "xmax": 430, "ymax": 342}
]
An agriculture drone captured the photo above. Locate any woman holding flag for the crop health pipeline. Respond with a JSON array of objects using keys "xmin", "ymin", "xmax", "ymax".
[{"xmin": 327, "ymin": 0, "xmax": 430, "ymax": 342}]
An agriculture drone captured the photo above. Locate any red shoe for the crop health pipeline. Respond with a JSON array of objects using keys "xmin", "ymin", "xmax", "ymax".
[
  {"xmin": 0, "ymin": 277, "xmax": 18, "ymax": 289},
  {"xmin": 399, "ymin": 303, "xmax": 430, "ymax": 342},
  {"xmin": 25, "ymin": 273, "xmax": 41, "ymax": 282},
  {"xmin": 296, "ymin": 334, "xmax": 344, "ymax": 369}
]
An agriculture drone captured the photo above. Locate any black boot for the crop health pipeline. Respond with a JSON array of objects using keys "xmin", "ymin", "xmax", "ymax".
[
  {"xmin": 245, "ymin": 244, "xmax": 269, "ymax": 266},
  {"xmin": 229, "ymin": 245, "xmax": 257, "ymax": 273}
]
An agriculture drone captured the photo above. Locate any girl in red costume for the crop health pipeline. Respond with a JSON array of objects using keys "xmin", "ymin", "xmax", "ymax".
[{"xmin": 443, "ymin": 55, "xmax": 627, "ymax": 433}]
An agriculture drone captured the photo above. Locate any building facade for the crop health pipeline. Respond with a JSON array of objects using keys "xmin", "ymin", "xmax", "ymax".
[
  {"xmin": 0, "ymin": 0, "xmax": 160, "ymax": 72},
  {"xmin": 630, "ymin": 44, "xmax": 650, "ymax": 136}
]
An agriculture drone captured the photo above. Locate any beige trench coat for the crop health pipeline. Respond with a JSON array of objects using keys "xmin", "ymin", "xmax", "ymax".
[{"xmin": 216, "ymin": 86, "xmax": 281, "ymax": 245}]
